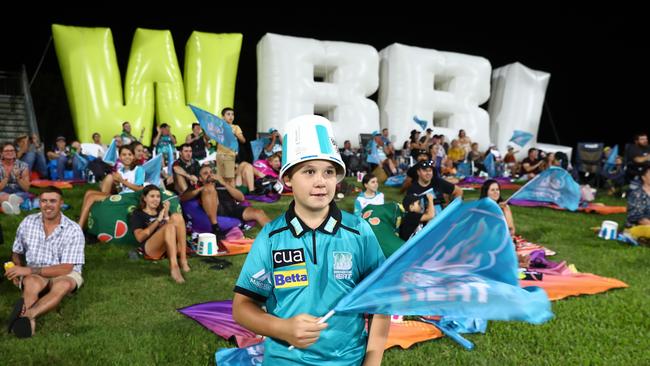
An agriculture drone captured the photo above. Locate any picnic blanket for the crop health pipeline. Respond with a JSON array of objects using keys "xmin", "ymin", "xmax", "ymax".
[
  {"xmin": 520, "ymin": 272, "xmax": 628, "ymax": 301},
  {"xmin": 509, "ymin": 199, "xmax": 626, "ymax": 214},
  {"xmin": 216, "ymin": 239, "xmax": 254, "ymax": 257},
  {"xmin": 458, "ymin": 176, "xmax": 521, "ymax": 190},
  {"xmin": 30, "ymin": 179, "xmax": 75, "ymax": 189}
]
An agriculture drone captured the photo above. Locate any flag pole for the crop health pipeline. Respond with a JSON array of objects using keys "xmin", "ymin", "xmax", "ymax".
[
  {"xmin": 504, "ymin": 172, "xmax": 542, "ymax": 204},
  {"xmin": 288, "ymin": 310, "xmax": 336, "ymax": 350}
]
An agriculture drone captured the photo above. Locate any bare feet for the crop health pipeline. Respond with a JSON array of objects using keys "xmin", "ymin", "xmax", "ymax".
[
  {"xmin": 170, "ymin": 267, "xmax": 185, "ymax": 284},
  {"xmin": 181, "ymin": 262, "xmax": 191, "ymax": 273}
]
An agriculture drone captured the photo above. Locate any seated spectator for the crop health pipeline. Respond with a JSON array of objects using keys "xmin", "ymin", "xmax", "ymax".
[
  {"xmin": 46, "ymin": 136, "xmax": 79, "ymax": 180},
  {"xmin": 447, "ymin": 139, "xmax": 466, "ymax": 165},
  {"xmin": 406, "ymin": 160, "xmax": 463, "ymax": 212},
  {"xmin": 78, "ymin": 145, "xmax": 146, "ymax": 229},
  {"xmin": 153, "ymin": 123, "xmax": 177, "ymax": 158},
  {"xmin": 185, "ymin": 122, "xmax": 208, "ymax": 160},
  {"xmin": 521, "ymin": 148, "xmax": 543, "ymax": 179},
  {"xmin": 480, "ymin": 179, "xmax": 515, "ymax": 236},
  {"xmin": 260, "ymin": 128, "xmax": 282, "ymax": 160},
  {"xmin": 627, "ymin": 132, "xmax": 650, "ymax": 181},
  {"xmin": 400, "ymin": 149, "xmax": 430, "ymax": 193},
  {"xmin": 381, "ymin": 128, "xmax": 395, "ymax": 156},
  {"xmin": 130, "ymin": 142, "xmax": 147, "ymax": 166},
  {"xmin": 91, "ymin": 132, "xmax": 108, "ymax": 158},
  {"xmin": 399, "ymin": 193, "xmax": 435, "ymax": 241},
  {"xmin": 234, "ymin": 161, "xmax": 258, "ymax": 194},
  {"xmin": 625, "ymin": 166, "xmax": 650, "ymax": 238},
  {"xmin": 253, "ymin": 153, "xmax": 282, "ymax": 179},
  {"xmin": 503, "ymin": 146, "xmax": 518, "ymax": 175},
  {"xmin": 4, "ymin": 187, "xmax": 84, "ymax": 338},
  {"xmin": 16, "ymin": 134, "xmax": 48, "ymax": 178},
  {"xmin": 354, "ymin": 173, "xmax": 385, "ymax": 215},
  {"xmin": 1, "ymin": 142, "xmax": 30, "ymax": 214},
  {"xmin": 120, "ymin": 121, "xmax": 139, "ymax": 145},
  {"xmin": 340, "ymin": 140, "xmax": 361, "ymax": 175},
  {"xmin": 458, "ymin": 129, "xmax": 472, "ymax": 154},
  {"xmin": 130, "ymin": 185, "xmax": 190, "ymax": 284},
  {"xmin": 196, "ymin": 164, "xmax": 271, "ymax": 228},
  {"xmin": 602, "ymin": 155, "xmax": 625, "ymax": 196}
]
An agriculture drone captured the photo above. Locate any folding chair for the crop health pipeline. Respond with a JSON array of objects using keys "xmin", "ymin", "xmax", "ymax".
[{"xmin": 575, "ymin": 142, "xmax": 604, "ymax": 187}]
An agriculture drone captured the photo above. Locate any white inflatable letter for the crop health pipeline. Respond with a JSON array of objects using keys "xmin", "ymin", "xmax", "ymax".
[
  {"xmin": 379, "ymin": 43, "xmax": 491, "ymax": 149},
  {"xmin": 257, "ymin": 33, "xmax": 379, "ymax": 147}
]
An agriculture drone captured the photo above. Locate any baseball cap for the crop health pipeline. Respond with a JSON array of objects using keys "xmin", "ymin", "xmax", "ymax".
[{"xmin": 56, "ymin": 136, "xmax": 66, "ymax": 142}]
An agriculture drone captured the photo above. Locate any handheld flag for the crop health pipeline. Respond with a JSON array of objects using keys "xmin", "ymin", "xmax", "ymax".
[
  {"xmin": 413, "ymin": 116, "xmax": 428, "ymax": 131},
  {"xmin": 483, "ymin": 153, "xmax": 496, "ymax": 177},
  {"xmin": 103, "ymin": 138, "xmax": 118, "ymax": 166},
  {"xmin": 509, "ymin": 130, "xmax": 534, "ymax": 147},
  {"xmin": 332, "ymin": 198, "xmax": 553, "ymax": 324},
  {"xmin": 508, "ymin": 167, "xmax": 580, "ymax": 211},
  {"xmin": 142, "ymin": 154, "xmax": 162, "ymax": 187},
  {"xmin": 603, "ymin": 145, "xmax": 619, "ymax": 172},
  {"xmin": 190, "ymin": 104, "xmax": 239, "ymax": 153},
  {"xmin": 250, "ymin": 137, "xmax": 270, "ymax": 161}
]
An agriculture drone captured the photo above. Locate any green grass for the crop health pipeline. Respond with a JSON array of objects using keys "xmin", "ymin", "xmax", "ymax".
[{"xmin": 1, "ymin": 180, "xmax": 649, "ymax": 365}]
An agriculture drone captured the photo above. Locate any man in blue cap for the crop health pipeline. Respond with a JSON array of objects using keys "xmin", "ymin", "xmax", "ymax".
[{"xmin": 260, "ymin": 128, "xmax": 282, "ymax": 160}]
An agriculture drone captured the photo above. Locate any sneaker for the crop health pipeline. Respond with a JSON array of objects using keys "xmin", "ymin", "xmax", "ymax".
[
  {"xmin": 2, "ymin": 201, "xmax": 19, "ymax": 215},
  {"xmin": 8, "ymin": 194, "xmax": 22, "ymax": 209}
]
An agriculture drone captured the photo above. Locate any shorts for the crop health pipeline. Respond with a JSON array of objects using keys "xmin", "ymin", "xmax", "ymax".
[
  {"xmin": 216, "ymin": 154, "xmax": 236, "ymax": 179},
  {"xmin": 217, "ymin": 202, "xmax": 247, "ymax": 221},
  {"xmin": 16, "ymin": 272, "xmax": 84, "ymax": 291}
]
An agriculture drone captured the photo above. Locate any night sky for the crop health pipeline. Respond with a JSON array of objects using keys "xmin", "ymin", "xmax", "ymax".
[{"xmin": 1, "ymin": 12, "xmax": 645, "ymax": 156}]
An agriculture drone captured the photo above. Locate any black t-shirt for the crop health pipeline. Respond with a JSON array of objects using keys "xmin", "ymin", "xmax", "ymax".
[
  {"xmin": 406, "ymin": 177, "xmax": 455, "ymax": 206},
  {"xmin": 189, "ymin": 134, "xmax": 207, "ymax": 159},
  {"xmin": 215, "ymin": 182, "xmax": 239, "ymax": 215},
  {"xmin": 399, "ymin": 212, "xmax": 424, "ymax": 241},
  {"xmin": 521, "ymin": 157, "xmax": 541, "ymax": 173},
  {"xmin": 129, "ymin": 210, "xmax": 158, "ymax": 243},
  {"xmin": 627, "ymin": 144, "xmax": 650, "ymax": 167},
  {"xmin": 173, "ymin": 158, "xmax": 201, "ymax": 177}
]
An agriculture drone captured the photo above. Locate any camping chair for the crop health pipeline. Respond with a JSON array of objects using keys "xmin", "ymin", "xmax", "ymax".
[
  {"xmin": 575, "ymin": 142, "xmax": 604, "ymax": 187},
  {"xmin": 358, "ymin": 133, "xmax": 374, "ymax": 168}
]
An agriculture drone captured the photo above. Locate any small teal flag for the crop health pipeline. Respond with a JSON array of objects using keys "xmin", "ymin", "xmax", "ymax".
[
  {"xmin": 603, "ymin": 145, "xmax": 619, "ymax": 172},
  {"xmin": 509, "ymin": 130, "xmax": 534, "ymax": 147},
  {"xmin": 483, "ymin": 153, "xmax": 496, "ymax": 177},
  {"xmin": 189, "ymin": 104, "xmax": 239, "ymax": 153},
  {"xmin": 142, "ymin": 154, "xmax": 162, "ymax": 187},
  {"xmin": 509, "ymin": 167, "xmax": 581, "ymax": 211},
  {"xmin": 250, "ymin": 137, "xmax": 270, "ymax": 161},
  {"xmin": 332, "ymin": 198, "xmax": 553, "ymax": 324},
  {"xmin": 103, "ymin": 138, "xmax": 118, "ymax": 166},
  {"xmin": 413, "ymin": 116, "xmax": 428, "ymax": 131}
]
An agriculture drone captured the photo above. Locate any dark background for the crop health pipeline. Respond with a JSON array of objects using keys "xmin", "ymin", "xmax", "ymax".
[{"xmin": 0, "ymin": 12, "xmax": 646, "ymax": 156}]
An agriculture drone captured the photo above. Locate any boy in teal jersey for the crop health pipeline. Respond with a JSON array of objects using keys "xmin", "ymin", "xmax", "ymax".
[{"xmin": 233, "ymin": 115, "xmax": 389, "ymax": 365}]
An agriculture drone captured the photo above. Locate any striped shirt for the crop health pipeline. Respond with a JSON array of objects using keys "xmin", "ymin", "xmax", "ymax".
[{"xmin": 12, "ymin": 213, "xmax": 85, "ymax": 273}]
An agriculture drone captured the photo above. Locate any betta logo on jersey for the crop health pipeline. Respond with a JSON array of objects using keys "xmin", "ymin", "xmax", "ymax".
[
  {"xmin": 272, "ymin": 248, "xmax": 305, "ymax": 268},
  {"xmin": 274, "ymin": 268, "xmax": 309, "ymax": 289}
]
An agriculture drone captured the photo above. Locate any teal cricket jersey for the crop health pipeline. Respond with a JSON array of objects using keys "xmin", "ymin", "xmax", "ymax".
[{"xmin": 234, "ymin": 201, "xmax": 385, "ymax": 365}]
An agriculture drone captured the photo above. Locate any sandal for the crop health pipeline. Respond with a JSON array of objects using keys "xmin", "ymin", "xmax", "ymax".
[
  {"xmin": 11, "ymin": 317, "xmax": 33, "ymax": 338},
  {"xmin": 6, "ymin": 298, "xmax": 24, "ymax": 333}
]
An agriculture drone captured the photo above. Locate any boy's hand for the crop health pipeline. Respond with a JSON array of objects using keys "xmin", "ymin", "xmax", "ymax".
[{"xmin": 282, "ymin": 314, "xmax": 328, "ymax": 349}]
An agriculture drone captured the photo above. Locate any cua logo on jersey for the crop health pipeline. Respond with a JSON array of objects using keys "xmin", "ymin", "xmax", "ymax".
[
  {"xmin": 274, "ymin": 268, "xmax": 309, "ymax": 289},
  {"xmin": 272, "ymin": 248, "xmax": 305, "ymax": 268}
]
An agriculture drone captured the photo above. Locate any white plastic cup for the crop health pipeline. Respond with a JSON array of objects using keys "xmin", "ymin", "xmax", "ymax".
[
  {"xmin": 598, "ymin": 220, "xmax": 618, "ymax": 240},
  {"xmin": 197, "ymin": 233, "xmax": 217, "ymax": 256}
]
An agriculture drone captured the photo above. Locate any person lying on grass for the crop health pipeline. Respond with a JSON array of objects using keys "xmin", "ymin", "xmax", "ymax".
[
  {"xmin": 129, "ymin": 184, "xmax": 190, "ymax": 284},
  {"xmin": 5, "ymin": 186, "xmax": 85, "ymax": 338}
]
